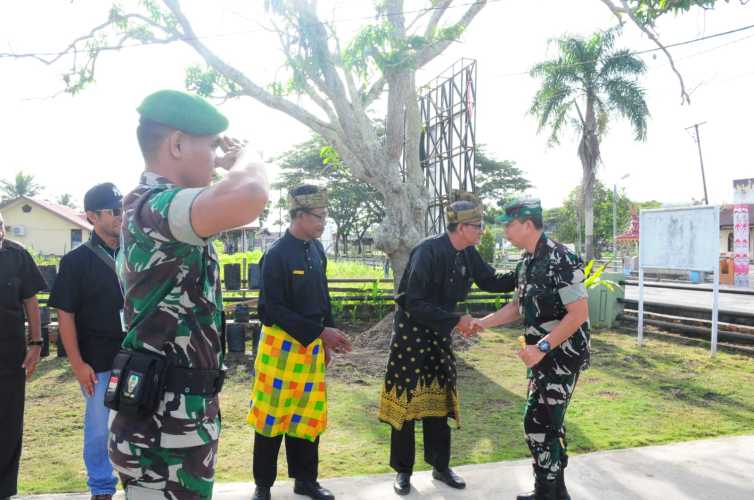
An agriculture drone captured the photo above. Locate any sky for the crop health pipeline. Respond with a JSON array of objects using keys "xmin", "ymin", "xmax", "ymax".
[{"xmin": 1, "ymin": 0, "xmax": 753, "ymax": 214}]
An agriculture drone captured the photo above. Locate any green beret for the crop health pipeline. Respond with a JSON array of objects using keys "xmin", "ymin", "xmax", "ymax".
[
  {"xmin": 496, "ymin": 198, "xmax": 543, "ymax": 224},
  {"xmin": 137, "ymin": 90, "xmax": 228, "ymax": 136}
]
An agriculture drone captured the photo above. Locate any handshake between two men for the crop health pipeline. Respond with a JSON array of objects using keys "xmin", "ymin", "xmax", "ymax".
[{"xmin": 454, "ymin": 314, "xmax": 486, "ymax": 338}]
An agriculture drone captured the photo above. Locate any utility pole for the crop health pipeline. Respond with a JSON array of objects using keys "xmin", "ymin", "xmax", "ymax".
[{"xmin": 686, "ymin": 122, "xmax": 709, "ymax": 205}]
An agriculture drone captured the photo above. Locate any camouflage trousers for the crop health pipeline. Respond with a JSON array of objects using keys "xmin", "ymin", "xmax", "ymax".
[
  {"xmin": 109, "ymin": 435, "xmax": 217, "ymax": 500},
  {"xmin": 523, "ymin": 366, "xmax": 580, "ymax": 481}
]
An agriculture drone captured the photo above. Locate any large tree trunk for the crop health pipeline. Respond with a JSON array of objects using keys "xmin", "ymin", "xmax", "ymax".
[
  {"xmin": 578, "ymin": 96, "xmax": 600, "ymax": 261},
  {"xmin": 159, "ymin": 0, "xmax": 485, "ymax": 290}
]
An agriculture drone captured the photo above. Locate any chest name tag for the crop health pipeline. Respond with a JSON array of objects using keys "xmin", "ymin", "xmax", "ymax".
[{"xmin": 292, "ymin": 269, "xmax": 305, "ymax": 275}]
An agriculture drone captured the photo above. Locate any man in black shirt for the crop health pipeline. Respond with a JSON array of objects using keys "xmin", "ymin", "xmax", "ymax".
[
  {"xmin": 378, "ymin": 196, "xmax": 516, "ymax": 496},
  {"xmin": 49, "ymin": 183, "xmax": 126, "ymax": 500},
  {"xmin": 249, "ymin": 184, "xmax": 351, "ymax": 500},
  {"xmin": 0, "ymin": 211, "xmax": 47, "ymax": 500}
]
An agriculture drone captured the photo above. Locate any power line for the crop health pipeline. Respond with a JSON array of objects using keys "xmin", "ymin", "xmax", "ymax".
[{"xmin": 489, "ymin": 22, "xmax": 754, "ymax": 79}]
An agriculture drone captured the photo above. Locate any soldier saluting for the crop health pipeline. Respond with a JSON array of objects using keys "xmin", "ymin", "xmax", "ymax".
[{"xmin": 108, "ymin": 90, "xmax": 269, "ymax": 500}]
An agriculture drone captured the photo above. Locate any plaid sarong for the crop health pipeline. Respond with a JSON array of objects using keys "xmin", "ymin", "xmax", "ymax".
[{"xmin": 247, "ymin": 324, "xmax": 327, "ymax": 442}]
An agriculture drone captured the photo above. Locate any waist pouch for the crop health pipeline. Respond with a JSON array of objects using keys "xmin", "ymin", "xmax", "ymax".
[
  {"xmin": 105, "ymin": 349, "xmax": 227, "ymax": 418},
  {"xmin": 105, "ymin": 350, "xmax": 167, "ymax": 418}
]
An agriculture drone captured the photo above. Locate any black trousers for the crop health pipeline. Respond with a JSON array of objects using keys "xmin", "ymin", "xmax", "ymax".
[
  {"xmin": 253, "ymin": 432, "xmax": 319, "ymax": 487},
  {"xmin": 0, "ymin": 372, "xmax": 25, "ymax": 498},
  {"xmin": 390, "ymin": 417, "xmax": 451, "ymax": 474}
]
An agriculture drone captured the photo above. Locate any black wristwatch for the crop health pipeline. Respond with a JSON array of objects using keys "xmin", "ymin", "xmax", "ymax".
[{"xmin": 28, "ymin": 340, "xmax": 43, "ymax": 347}]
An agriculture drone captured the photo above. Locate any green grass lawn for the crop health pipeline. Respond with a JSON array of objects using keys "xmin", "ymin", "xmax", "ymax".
[{"xmin": 19, "ymin": 329, "xmax": 754, "ymax": 494}]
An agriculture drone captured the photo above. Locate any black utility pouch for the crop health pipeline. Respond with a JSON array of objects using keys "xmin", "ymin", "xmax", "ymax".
[
  {"xmin": 104, "ymin": 351, "xmax": 131, "ymax": 410},
  {"xmin": 104, "ymin": 349, "xmax": 167, "ymax": 418}
]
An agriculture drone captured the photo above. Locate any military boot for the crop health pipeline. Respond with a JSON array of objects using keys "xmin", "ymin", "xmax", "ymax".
[
  {"xmin": 516, "ymin": 466, "xmax": 558, "ymax": 500},
  {"xmin": 556, "ymin": 467, "xmax": 571, "ymax": 500}
]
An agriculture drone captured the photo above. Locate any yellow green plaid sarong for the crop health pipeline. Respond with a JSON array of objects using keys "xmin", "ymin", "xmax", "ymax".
[{"xmin": 247, "ymin": 325, "xmax": 327, "ymax": 442}]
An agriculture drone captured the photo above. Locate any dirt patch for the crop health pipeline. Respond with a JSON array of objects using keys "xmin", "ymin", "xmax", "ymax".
[{"xmin": 327, "ymin": 312, "xmax": 480, "ymax": 382}]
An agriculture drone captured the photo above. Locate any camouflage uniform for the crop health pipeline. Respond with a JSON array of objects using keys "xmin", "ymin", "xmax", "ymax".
[
  {"xmin": 109, "ymin": 172, "xmax": 223, "ymax": 500},
  {"xmin": 515, "ymin": 233, "xmax": 590, "ymax": 481}
]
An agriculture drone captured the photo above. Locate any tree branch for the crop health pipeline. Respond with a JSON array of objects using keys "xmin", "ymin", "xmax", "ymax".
[
  {"xmin": 423, "ymin": 0, "xmax": 454, "ymax": 39},
  {"xmin": 163, "ymin": 0, "xmax": 336, "ymax": 136},
  {"xmin": 415, "ymin": 0, "xmax": 487, "ymax": 69},
  {"xmin": 601, "ymin": 0, "xmax": 691, "ymax": 105},
  {"xmin": 364, "ymin": 76, "xmax": 386, "ymax": 106}
]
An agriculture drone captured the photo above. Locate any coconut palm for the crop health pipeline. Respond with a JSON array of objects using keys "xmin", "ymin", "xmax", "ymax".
[
  {"xmin": 529, "ymin": 27, "xmax": 648, "ymax": 259},
  {"xmin": 1, "ymin": 171, "xmax": 44, "ymax": 200}
]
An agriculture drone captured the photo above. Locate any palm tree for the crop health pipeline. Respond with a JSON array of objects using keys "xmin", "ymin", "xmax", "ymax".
[
  {"xmin": 529, "ymin": 28, "xmax": 648, "ymax": 259},
  {"xmin": 0, "ymin": 171, "xmax": 44, "ymax": 200},
  {"xmin": 57, "ymin": 193, "xmax": 77, "ymax": 208}
]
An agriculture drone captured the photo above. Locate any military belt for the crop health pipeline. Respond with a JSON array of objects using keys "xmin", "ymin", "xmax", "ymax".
[{"xmin": 164, "ymin": 366, "xmax": 226, "ymax": 396}]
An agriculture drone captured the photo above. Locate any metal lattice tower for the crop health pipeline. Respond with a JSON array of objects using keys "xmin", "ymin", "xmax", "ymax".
[{"xmin": 419, "ymin": 58, "xmax": 477, "ymax": 235}]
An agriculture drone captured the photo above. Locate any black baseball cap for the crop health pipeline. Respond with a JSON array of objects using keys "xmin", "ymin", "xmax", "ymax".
[{"xmin": 84, "ymin": 183, "xmax": 123, "ymax": 211}]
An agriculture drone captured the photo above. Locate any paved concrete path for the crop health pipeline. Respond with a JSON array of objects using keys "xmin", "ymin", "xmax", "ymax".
[
  {"xmin": 19, "ymin": 434, "xmax": 754, "ymax": 500},
  {"xmin": 625, "ymin": 283, "xmax": 754, "ymax": 315}
]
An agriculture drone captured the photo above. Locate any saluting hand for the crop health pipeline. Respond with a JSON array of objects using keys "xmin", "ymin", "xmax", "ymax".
[
  {"xmin": 215, "ymin": 136, "xmax": 247, "ymax": 171},
  {"xmin": 321, "ymin": 327, "xmax": 352, "ymax": 354},
  {"xmin": 72, "ymin": 361, "xmax": 98, "ymax": 396}
]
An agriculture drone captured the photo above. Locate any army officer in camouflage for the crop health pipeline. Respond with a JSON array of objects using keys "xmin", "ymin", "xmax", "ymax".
[
  {"xmin": 109, "ymin": 90, "xmax": 269, "ymax": 500},
  {"xmin": 475, "ymin": 199, "xmax": 590, "ymax": 500}
]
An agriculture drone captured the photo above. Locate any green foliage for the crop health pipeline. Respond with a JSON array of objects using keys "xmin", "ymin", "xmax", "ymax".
[
  {"xmin": 529, "ymin": 27, "xmax": 649, "ymax": 147},
  {"xmin": 584, "ymin": 259, "xmax": 619, "ymax": 290},
  {"xmin": 1, "ymin": 171, "xmax": 43, "ymax": 200},
  {"xmin": 623, "ymin": 0, "xmax": 732, "ymax": 27},
  {"xmin": 274, "ymin": 135, "xmax": 384, "ymax": 256},
  {"xmin": 475, "ymin": 146, "xmax": 531, "ymax": 209},
  {"xmin": 546, "ymin": 181, "xmax": 660, "ymax": 250},
  {"xmin": 185, "ymin": 65, "xmax": 242, "ymax": 98},
  {"xmin": 478, "ymin": 228, "xmax": 495, "ymax": 264},
  {"xmin": 56, "ymin": 194, "xmax": 77, "ymax": 209}
]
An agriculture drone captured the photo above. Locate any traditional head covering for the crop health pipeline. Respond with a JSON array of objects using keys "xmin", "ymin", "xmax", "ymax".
[
  {"xmin": 137, "ymin": 90, "xmax": 229, "ymax": 135},
  {"xmin": 496, "ymin": 198, "xmax": 543, "ymax": 224},
  {"xmin": 288, "ymin": 185, "xmax": 328, "ymax": 211},
  {"xmin": 445, "ymin": 190, "xmax": 483, "ymax": 224}
]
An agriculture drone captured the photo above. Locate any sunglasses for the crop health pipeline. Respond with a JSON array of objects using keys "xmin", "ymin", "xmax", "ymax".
[{"xmin": 97, "ymin": 207, "xmax": 123, "ymax": 217}]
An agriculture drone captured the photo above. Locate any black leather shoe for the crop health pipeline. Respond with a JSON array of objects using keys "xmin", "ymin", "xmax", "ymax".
[
  {"xmin": 432, "ymin": 467, "xmax": 466, "ymax": 489},
  {"xmin": 393, "ymin": 472, "xmax": 411, "ymax": 495},
  {"xmin": 556, "ymin": 468, "xmax": 571, "ymax": 500},
  {"xmin": 294, "ymin": 479, "xmax": 335, "ymax": 500},
  {"xmin": 252, "ymin": 485, "xmax": 271, "ymax": 500},
  {"xmin": 516, "ymin": 472, "xmax": 558, "ymax": 500}
]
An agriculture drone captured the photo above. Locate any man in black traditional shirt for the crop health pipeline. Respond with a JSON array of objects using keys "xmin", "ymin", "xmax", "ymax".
[
  {"xmin": 249, "ymin": 184, "xmax": 352, "ymax": 500},
  {"xmin": 49, "ymin": 183, "xmax": 126, "ymax": 500},
  {"xmin": 0, "ymin": 211, "xmax": 47, "ymax": 500},
  {"xmin": 378, "ymin": 196, "xmax": 516, "ymax": 496}
]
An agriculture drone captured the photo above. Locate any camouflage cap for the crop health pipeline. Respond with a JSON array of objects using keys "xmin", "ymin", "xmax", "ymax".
[
  {"xmin": 288, "ymin": 185, "xmax": 328, "ymax": 210},
  {"xmin": 446, "ymin": 191, "xmax": 483, "ymax": 224},
  {"xmin": 137, "ymin": 90, "xmax": 229, "ymax": 136},
  {"xmin": 496, "ymin": 198, "xmax": 543, "ymax": 224}
]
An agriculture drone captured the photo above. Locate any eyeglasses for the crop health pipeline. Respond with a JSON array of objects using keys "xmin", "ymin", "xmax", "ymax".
[
  {"xmin": 464, "ymin": 222, "xmax": 483, "ymax": 230},
  {"xmin": 304, "ymin": 210, "xmax": 327, "ymax": 222},
  {"xmin": 97, "ymin": 207, "xmax": 123, "ymax": 217}
]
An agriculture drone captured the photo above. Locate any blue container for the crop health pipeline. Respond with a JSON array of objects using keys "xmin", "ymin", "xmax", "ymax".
[{"xmin": 689, "ymin": 271, "xmax": 702, "ymax": 284}]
